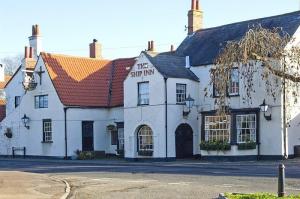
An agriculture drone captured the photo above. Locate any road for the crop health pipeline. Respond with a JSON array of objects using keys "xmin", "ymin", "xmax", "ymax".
[{"xmin": 0, "ymin": 158, "xmax": 299, "ymax": 198}]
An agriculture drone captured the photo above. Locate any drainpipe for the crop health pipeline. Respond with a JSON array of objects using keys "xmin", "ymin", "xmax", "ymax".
[
  {"xmin": 64, "ymin": 107, "xmax": 69, "ymax": 159},
  {"xmin": 164, "ymin": 77, "xmax": 168, "ymax": 159}
]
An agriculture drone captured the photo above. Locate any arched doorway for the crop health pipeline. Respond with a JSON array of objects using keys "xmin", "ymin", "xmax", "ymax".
[{"xmin": 175, "ymin": 124, "xmax": 193, "ymax": 159}]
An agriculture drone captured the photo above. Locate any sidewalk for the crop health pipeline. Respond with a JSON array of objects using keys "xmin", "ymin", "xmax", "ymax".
[{"xmin": 0, "ymin": 171, "xmax": 65, "ymax": 199}]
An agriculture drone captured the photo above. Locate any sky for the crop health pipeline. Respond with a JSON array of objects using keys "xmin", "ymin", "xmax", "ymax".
[{"xmin": 0, "ymin": 0, "xmax": 299, "ymax": 60}]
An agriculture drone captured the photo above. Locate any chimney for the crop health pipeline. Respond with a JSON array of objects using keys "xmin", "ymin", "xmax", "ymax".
[
  {"xmin": 185, "ymin": 56, "xmax": 191, "ymax": 69},
  {"xmin": 170, "ymin": 45, "xmax": 175, "ymax": 52},
  {"xmin": 89, "ymin": 39, "xmax": 102, "ymax": 59},
  {"xmin": 24, "ymin": 46, "xmax": 29, "ymax": 58},
  {"xmin": 147, "ymin": 41, "xmax": 151, "ymax": 51},
  {"xmin": 187, "ymin": 0, "xmax": 203, "ymax": 35},
  {"xmin": 29, "ymin": 24, "xmax": 42, "ymax": 59},
  {"xmin": 150, "ymin": 40, "xmax": 155, "ymax": 51}
]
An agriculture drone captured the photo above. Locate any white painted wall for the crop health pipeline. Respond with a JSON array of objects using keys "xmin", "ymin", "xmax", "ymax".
[
  {"xmin": 0, "ymin": 56, "xmax": 124, "ymax": 158},
  {"xmin": 124, "ymin": 52, "xmax": 199, "ymax": 159},
  {"xmin": 191, "ymin": 64, "xmax": 285, "ymax": 157}
]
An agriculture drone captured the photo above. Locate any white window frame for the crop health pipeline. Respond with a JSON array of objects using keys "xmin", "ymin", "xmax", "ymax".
[
  {"xmin": 138, "ymin": 82, "xmax": 149, "ymax": 105},
  {"xmin": 236, "ymin": 114, "xmax": 256, "ymax": 143},
  {"xmin": 204, "ymin": 115, "xmax": 231, "ymax": 143},
  {"xmin": 229, "ymin": 68, "xmax": 239, "ymax": 96},
  {"xmin": 35, "ymin": 95, "xmax": 48, "ymax": 108},
  {"xmin": 137, "ymin": 125, "xmax": 153, "ymax": 152},
  {"xmin": 118, "ymin": 128, "xmax": 124, "ymax": 150},
  {"xmin": 43, "ymin": 119, "xmax": 52, "ymax": 142},
  {"xmin": 176, "ymin": 83, "xmax": 186, "ymax": 104}
]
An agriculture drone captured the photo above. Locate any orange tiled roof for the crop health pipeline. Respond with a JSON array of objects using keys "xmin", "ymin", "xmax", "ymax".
[
  {"xmin": 0, "ymin": 76, "xmax": 12, "ymax": 89},
  {"xmin": 41, "ymin": 53, "xmax": 135, "ymax": 107},
  {"xmin": 0, "ymin": 99, "xmax": 6, "ymax": 122}
]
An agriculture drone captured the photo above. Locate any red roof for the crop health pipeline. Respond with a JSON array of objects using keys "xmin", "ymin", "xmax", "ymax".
[
  {"xmin": 41, "ymin": 53, "xmax": 135, "ymax": 107},
  {"xmin": 0, "ymin": 76, "xmax": 12, "ymax": 89},
  {"xmin": 0, "ymin": 99, "xmax": 6, "ymax": 122}
]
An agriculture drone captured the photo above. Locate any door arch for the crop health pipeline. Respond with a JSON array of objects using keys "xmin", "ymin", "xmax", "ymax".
[{"xmin": 175, "ymin": 123, "xmax": 193, "ymax": 158}]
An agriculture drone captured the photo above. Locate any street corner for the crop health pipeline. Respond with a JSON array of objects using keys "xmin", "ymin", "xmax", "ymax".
[{"xmin": 0, "ymin": 171, "xmax": 66, "ymax": 199}]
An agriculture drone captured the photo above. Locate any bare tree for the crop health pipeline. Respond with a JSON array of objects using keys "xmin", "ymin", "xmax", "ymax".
[
  {"xmin": 211, "ymin": 25, "xmax": 300, "ymax": 118},
  {"xmin": 0, "ymin": 54, "xmax": 23, "ymax": 76}
]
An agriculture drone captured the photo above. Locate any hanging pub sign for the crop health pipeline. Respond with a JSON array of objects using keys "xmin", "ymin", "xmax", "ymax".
[{"xmin": 130, "ymin": 63, "xmax": 155, "ymax": 77}]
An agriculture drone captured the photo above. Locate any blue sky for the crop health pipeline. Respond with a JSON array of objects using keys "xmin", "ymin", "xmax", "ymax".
[{"xmin": 0, "ymin": 0, "xmax": 298, "ymax": 60}]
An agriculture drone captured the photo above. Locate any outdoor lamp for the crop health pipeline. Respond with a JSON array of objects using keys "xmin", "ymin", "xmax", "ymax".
[
  {"xmin": 183, "ymin": 94, "xmax": 195, "ymax": 117},
  {"xmin": 21, "ymin": 114, "xmax": 30, "ymax": 129},
  {"xmin": 259, "ymin": 99, "xmax": 272, "ymax": 121}
]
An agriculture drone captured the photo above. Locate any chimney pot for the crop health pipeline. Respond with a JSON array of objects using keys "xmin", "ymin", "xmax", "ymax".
[
  {"xmin": 150, "ymin": 40, "xmax": 154, "ymax": 51},
  {"xmin": 170, "ymin": 45, "xmax": 175, "ymax": 52},
  {"xmin": 25, "ymin": 46, "xmax": 29, "ymax": 58},
  {"xmin": 147, "ymin": 41, "xmax": 151, "ymax": 51},
  {"xmin": 196, "ymin": 0, "xmax": 199, "ymax": 10},
  {"xmin": 191, "ymin": 0, "xmax": 196, "ymax": 10},
  {"xmin": 29, "ymin": 47, "xmax": 33, "ymax": 58}
]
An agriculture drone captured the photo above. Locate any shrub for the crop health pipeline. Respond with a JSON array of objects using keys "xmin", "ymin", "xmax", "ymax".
[
  {"xmin": 75, "ymin": 150, "xmax": 95, "ymax": 160},
  {"xmin": 200, "ymin": 141, "xmax": 231, "ymax": 151},
  {"xmin": 237, "ymin": 141, "xmax": 256, "ymax": 150},
  {"xmin": 225, "ymin": 192, "xmax": 300, "ymax": 199}
]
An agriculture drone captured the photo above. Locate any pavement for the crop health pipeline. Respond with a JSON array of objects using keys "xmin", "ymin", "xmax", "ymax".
[
  {"xmin": 0, "ymin": 158, "xmax": 299, "ymax": 198},
  {"xmin": 0, "ymin": 171, "xmax": 65, "ymax": 199}
]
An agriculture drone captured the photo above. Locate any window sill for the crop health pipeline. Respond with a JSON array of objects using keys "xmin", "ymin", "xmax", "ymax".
[
  {"xmin": 41, "ymin": 141, "xmax": 53, "ymax": 144},
  {"xmin": 228, "ymin": 94, "xmax": 240, "ymax": 97},
  {"xmin": 137, "ymin": 104, "xmax": 149, "ymax": 106},
  {"xmin": 176, "ymin": 102, "xmax": 185, "ymax": 105}
]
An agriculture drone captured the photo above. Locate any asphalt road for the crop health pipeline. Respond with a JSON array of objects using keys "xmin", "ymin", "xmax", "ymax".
[
  {"xmin": 0, "ymin": 158, "xmax": 299, "ymax": 178},
  {"xmin": 0, "ymin": 158, "xmax": 299, "ymax": 198}
]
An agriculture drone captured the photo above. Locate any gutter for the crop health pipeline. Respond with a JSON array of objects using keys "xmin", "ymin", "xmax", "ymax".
[
  {"xmin": 164, "ymin": 77, "xmax": 168, "ymax": 159},
  {"xmin": 63, "ymin": 107, "xmax": 69, "ymax": 159}
]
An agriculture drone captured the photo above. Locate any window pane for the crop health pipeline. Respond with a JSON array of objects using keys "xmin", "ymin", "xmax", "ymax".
[
  {"xmin": 138, "ymin": 82, "xmax": 149, "ymax": 105},
  {"xmin": 204, "ymin": 115, "xmax": 230, "ymax": 143},
  {"xmin": 138, "ymin": 126, "xmax": 153, "ymax": 152},
  {"xmin": 236, "ymin": 114, "xmax": 256, "ymax": 143},
  {"xmin": 229, "ymin": 68, "xmax": 239, "ymax": 95},
  {"xmin": 176, "ymin": 84, "xmax": 186, "ymax": 103}
]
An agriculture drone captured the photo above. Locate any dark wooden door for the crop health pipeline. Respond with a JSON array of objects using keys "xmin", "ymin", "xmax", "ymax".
[
  {"xmin": 82, "ymin": 121, "xmax": 94, "ymax": 151},
  {"xmin": 175, "ymin": 124, "xmax": 193, "ymax": 158}
]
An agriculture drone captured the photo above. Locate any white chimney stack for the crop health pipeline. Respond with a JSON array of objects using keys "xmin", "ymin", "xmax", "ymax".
[
  {"xmin": 185, "ymin": 56, "xmax": 191, "ymax": 68},
  {"xmin": 29, "ymin": 24, "xmax": 42, "ymax": 59}
]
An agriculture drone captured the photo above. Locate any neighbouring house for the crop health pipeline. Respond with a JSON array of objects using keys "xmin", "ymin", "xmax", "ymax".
[
  {"xmin": 123, "ymin": 0, "xmax": 300, "ymax": 160},
  {"xmin": 0, "ymin": 25, "xmax": 135, "ymax": 158}
]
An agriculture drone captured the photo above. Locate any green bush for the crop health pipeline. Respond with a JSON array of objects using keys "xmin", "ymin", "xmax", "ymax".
[
  {"xmin": 200, "ymin": 141, "xmax": 231, "ymax": 151},
  {"xmin": 225, "ymin": 193, "xmax": 300, "ymax": 199},
  {"xmin": 237, "ymin": 141, "xmax": 256, "ymax": 150},
  {"xmin": 75, "ymin": 150, "xmax": 95, "ymax": 160}
]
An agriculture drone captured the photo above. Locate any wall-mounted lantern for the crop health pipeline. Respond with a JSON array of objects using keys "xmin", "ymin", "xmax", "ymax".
[
  {"xmin": 21, "ymin": 114, "xmax": 30, "ymax": 129},
  {"xmin": 259, "ymin": 99, "xmax": 272, "ymax": 121},
  {"xmin": 183, "ymin": 94, "xmax": 195, "ymax": 117}
]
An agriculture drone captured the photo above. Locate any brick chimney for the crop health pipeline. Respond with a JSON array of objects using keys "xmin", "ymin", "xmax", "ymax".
[
  {"xmin": 89, "ymin": 39, "xmax": 102, "ymax": 59},
  {"xmin": 188, "ymin": 0, "xmax": 203, "ymax": 35}
]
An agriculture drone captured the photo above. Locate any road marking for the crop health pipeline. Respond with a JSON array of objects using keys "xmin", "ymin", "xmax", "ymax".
[
  {"xmin": 168, "ymin": 182, "xmax": 192, "ymax": 186},
  {"xmin": 214, "ymin": 184, "xmax": 246, "ymax": 188},
  {"xmin": 92, "ymin": 178, "xmax": 114, "ymax": 181},
  {"xmin": 286, "ymin": 187, "xmax": 300, "ymax": 191},
  {"xmin": 127, "ymin": 180, "xmax": 158, "ymax": 183}
]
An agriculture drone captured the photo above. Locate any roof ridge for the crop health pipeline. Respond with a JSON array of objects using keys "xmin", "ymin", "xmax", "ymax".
[
  {"xmin": 196, "ymin": 11, "xmax": 300, "ymax": 33},
  {"xmin": 40, "ymin": 52, "xmax": 111, "ymax": 61}
]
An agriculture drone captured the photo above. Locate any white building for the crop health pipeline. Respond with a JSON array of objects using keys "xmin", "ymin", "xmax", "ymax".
[
  {"xmin": 123, "ymin": 1, "xmax": 300, "ymax": 161},
  {"xmin": 1, "ymin": 1, "xmax": 300, "ymax": 161},
  {"xmin": 0, "ymin": 25, "xmax": 135, "ymax": 158}
]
